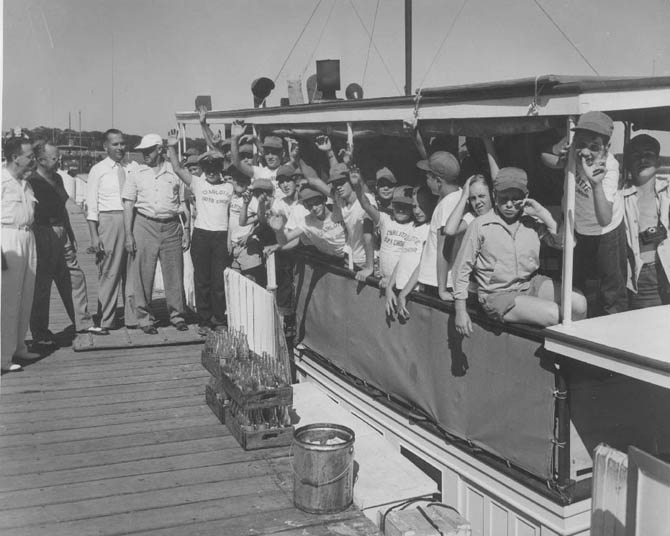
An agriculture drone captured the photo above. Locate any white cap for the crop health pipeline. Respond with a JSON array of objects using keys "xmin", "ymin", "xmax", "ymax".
[{"xmin": 135, "ymin": 133, "xmax": 163, "ymax": 150}]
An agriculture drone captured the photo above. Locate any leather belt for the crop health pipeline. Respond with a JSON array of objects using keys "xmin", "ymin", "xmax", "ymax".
[{"xmin": 136, "ymin": 211, "xmax": 179, "ymax": 224}]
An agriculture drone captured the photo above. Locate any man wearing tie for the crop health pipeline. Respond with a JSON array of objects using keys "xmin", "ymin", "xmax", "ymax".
[{"xmin": 86, "ymin": 129, "xmax": 137, "ymax": 333}]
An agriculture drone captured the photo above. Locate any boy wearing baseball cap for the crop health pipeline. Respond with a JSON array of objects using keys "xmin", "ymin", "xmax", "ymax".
[
  {"xmin": 623, "ymin": 134, "xmax": 670, "ymax": 309},
  {"xmin": 453, "ymin": 168, "xmax": 586, "ymax": 336}
]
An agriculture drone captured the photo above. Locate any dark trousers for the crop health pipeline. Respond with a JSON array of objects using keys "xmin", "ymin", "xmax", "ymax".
[
  {"xmin": 574, "ymin": 221, "xmax": 628, "ymax": 316},
  {"xmin": 190, "ymin": 228, "xmax": 230, "ymax": 325},
  {"xmin": 629, "ymin": 259, "xmax": 670, "ymax": 310}
]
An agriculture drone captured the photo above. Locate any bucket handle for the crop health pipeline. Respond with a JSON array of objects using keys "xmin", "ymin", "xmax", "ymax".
[{"xmin": 289, "ymin": 445, "xmax": 355, "ymax": 487}]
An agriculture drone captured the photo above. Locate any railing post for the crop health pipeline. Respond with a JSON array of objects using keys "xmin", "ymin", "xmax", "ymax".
[
  {"xmin": 560, "ymin": 116, "xmax": 577, "ymax": 325},
  {"xmin": 266, "ymin": 251, "xmax": 277, "ymax": 292}
]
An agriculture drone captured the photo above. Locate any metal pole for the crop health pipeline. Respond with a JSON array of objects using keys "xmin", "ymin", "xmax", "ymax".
[
  {"xmin": 404, "ymin": 0, "xmax": 412, "ymax": 96},
  {"xmin": 78, "ymin": 111, "xmax": 82, "ymax": 172},
  {"xmin": 560, "ymin": 117, "xmax": 577, "ymax": 325}
]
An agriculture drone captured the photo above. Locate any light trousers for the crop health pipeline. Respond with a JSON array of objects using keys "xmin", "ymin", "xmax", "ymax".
[{"xmin": 1, "ymin": 227, "xmax": 36, "ymax": 368}]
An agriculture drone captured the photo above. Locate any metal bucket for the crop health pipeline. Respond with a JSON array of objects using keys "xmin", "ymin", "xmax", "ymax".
[{"xmin": 292, "ymin": 423, "xmax": 355, "ymax": 514}]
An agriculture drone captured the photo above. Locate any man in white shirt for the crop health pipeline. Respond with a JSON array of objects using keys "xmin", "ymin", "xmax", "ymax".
[
  {"xmin": 122, "ymin": 134, "xmax": 190, "ymax": 334},
  {"xmin": 86, "ymin": 129, "xmax": 137, "ymax": 333}
]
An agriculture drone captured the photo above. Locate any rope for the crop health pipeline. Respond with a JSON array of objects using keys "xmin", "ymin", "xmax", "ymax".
[
  {"xmin": 417, "ymin": 0, "xmax": 470, "ymax": 90},
  {"xmin": 349, "ymin": 0, "xmax": 402, "ymax": 95},
  {"xmin": 274, "ymin": 0, "xmax": 324, "ymax": 83},
  {"xmin": 301, "ymin": 0, "xmax": 337, "ymax": 79},
  {"xmin": 362, "ymin": 0, "xmax": 381, "ymax": 87},
  {"xmin": 531, "ymin": 0, "xmax": 600, "ymax": 76}
]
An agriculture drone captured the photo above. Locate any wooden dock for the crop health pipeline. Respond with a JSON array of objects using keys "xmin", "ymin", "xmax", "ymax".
[{"xmin": 0, "ymin": 203, "xmax": 379, "ymax": 535}]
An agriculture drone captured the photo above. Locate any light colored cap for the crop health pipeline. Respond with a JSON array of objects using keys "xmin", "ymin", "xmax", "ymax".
[
  {"xmin": 416, "ymin": 151, "xmax": 460, "ymax": 179},
  {"xmin": 135, "ymin": 133, "xmax": 163, "ymax": 150},
  {"xmin": 493, "ymin": 167, "xmax": 528, "ymax": 194}
]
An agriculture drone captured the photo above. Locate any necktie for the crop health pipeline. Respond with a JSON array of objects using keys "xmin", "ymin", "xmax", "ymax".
[{"xmin": 116, "ymin": 163, "xmax": 126, "ymax": 199}]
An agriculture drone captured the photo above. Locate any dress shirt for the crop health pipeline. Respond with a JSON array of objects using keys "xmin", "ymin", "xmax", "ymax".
[
  {"xmin": 2, "ymin": 167, "xmax": 36, "ymax": 227},
  {"xmin": 452, "ymin": 210, "xmax": 551, "ymax": 300},
  {"xmin": 122, "ymin": 161, "xmax": 183, "ymax": 219},
  {"xmin": 86, "ymin": 157, "xmax": 129, "ymax": 221}
]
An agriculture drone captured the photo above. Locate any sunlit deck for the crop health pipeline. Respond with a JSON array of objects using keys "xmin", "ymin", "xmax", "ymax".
[{"xmin": 0, "ymin": 203, "xmax": 379, "ymax": 536}]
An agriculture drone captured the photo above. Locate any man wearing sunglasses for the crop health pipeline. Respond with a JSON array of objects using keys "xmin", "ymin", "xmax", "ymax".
[
  {"xmin": 623, "ymin": 134, "xmax": 670, "ymax": 309},
  {"xmin": 453, "ymin": 167, "xmax": 587, "ymax": 336},
  {"xmin": 122, "ymin": 134, "xmax": 190, "ymax": 335}
]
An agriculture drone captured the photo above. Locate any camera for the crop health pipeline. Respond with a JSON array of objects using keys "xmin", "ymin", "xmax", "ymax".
[{"xmin": 639, "ymin": 221, "xmax": 667, "ymax": 246}]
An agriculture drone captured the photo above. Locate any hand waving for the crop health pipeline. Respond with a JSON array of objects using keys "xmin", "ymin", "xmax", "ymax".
[{"xmin": 167, "ymin": 129, "xmax": 180, "ymax": 147}]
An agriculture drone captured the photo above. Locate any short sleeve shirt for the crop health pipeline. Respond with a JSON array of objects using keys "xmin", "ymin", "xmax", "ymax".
[
  {"xmin": 378, "ymin": 212, "xmax": 412, "ymax": 279},
  {"xmin": 394, "ymin": 223, "xmax": 430, "ymax": 290},
  {"xmin": 229, "ymin": 194, "xmax": 258, "ymax": 244},
  {"xmin": 272, "ymin": 195, "xmax": 309, "ymax": 233},
  {"xmin": 122, "ymin": 161, "xmax": 183, "ymax": 219},
  {"xmin": 340, "ymin": 193, "xmax": 377, "ymax": 266},
  {"xmin": 299, "ymin": 210, "xmax": 347, "ymax": 258},
  {"xmin": 190, "ymin": 175, "xmax": 233, "ymax": 231},
  {"xmin": 418, "ymin": 189, "xmax": 461, "ymax": 287},
  {"xmin": 1, "ymin": 168, "xmax": 36, "ymax": 227}
]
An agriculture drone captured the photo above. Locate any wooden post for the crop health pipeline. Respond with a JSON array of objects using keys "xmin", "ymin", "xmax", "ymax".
[
  {"xmin": 404, "ymin": 0, "xmax": 412, "ymax": 96},
  {"xmin": 560, "ymin": 116, "xmax": 577, "ymax": 325},
  {"xmin": 266, "ymin": 251, "xmax": 277, "ymax": 292}
]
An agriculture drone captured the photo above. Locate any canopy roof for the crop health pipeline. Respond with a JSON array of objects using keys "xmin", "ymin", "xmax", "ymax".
[{"xmin": 176, "ymin": 75, "xmax": 670, "ymax": 137}]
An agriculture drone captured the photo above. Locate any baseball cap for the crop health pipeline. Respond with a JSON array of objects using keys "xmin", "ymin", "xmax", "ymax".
[
  {"xmin": 328, "ymin": 163, "xmax": 350, "ymax": 183},
  {"xmin": 391, "ymin": 186, "xmax": 414, "ymax": 205},
  {"xmin": 416, "ymin": 151, "xmax": 460, "ymax": 180},
  {"xmin": 184, "ymin": 154, "xmax": 200, "ymax": 166},
  {"xmin": 572, "ymin": 111, "xmax": 614, "ymax": 138},
  {"xmin": 250, "ymin": 178, "xmax": 274, "ymax": 193},
  {"xmin": 262, "ymin": 136, "xmax": 283, "ymax": 150},
  {"xmin": 629, "ymin": 134, "xmax": 660, "ymax": 155},
  {"xmin": 198, "ymin": 150, "xmax": 226, "ymax": 163},
  {"xmin": 376, "ymin": 167, "xmax": 397, "ymax": 184},
  {"xmin": 276, "ymin": 165, "xmax": 302, "ymax": 181},
  {"xmin": 493, "ymin": 167, "xmax": 528, "ymax": 194},
  {"xmin": 135, "ymin": 133, "xmax": 163, "ymax": 150},
  {"xmin": 298, "ymin": 186, "xmax": 324, "ymax": 203},
  {"xmin": 239, "ymin": 143, "xmax": 254, "ymax": 155}
]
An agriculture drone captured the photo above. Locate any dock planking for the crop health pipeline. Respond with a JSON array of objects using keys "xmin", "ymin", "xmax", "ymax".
[{"xmin": 0, "ymin": 202, "xmax": 379, "ymax": 535}]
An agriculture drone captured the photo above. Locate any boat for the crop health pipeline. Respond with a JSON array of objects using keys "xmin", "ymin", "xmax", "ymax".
[{"xmin": 175, "ymin": 73, "xmax": 670, "ymax": 535}]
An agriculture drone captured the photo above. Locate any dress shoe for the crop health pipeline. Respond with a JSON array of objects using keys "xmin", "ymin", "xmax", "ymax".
[
  {"xmin": 1, "ymin": 363, "xmax": 23, "ymax": 374},
  {"xmin": 81, "ymin": 326, "xmax": 109, "ymax": 335},
  {"xmin": 174, "ymin": 322, "xmax": 189, "ymax": 332},
  {"xmin": 141, "ymin": 325, "xmax": 158, "ymax": 335}
]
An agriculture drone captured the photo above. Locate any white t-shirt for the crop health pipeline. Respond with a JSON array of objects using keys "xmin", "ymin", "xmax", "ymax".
[
  {"xmin": 378, "ymin": 212, "xmax": 412, "ymax": 279},
  {"xmin": 571, "ymin": 152, "xmax": 624, "ymax": 236},
  {"xmin": 190, "ymin": 175, "xmax": 233, "ymax": 231},
  {"xmin": 299, "ymin": 210, "xmax": 347, "ymax": 258},
  {"xmin": 272, "ymin": 195, "xmax": 309, "ymax": 233},
  {"xmin": 229, "ymin": 194, "xmax": 258, "ymax": 244},
  {"xmin": 394, "ymin": 223, "xmax": 430, "ymax": 290},
  {"xmin": 339, "ymin": 193, "xmax": 377, "ymax": 266},
  {"xmin": 418, "ymin": 189, "xmax": 462, "ymax": 287}
]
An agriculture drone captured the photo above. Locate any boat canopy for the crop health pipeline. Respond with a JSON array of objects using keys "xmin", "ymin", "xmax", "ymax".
[{"xmin": 176, "ymin": 75, "xmax": 670, "ymax": 137}]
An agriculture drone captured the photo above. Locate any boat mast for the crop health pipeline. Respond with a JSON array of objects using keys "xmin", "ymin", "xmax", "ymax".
[{"xmin": 405, "ymin": 0, "xmax": 412, "ymax": 96}]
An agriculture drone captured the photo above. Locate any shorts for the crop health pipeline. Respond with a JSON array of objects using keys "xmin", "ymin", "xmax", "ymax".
[
  {"xmin": 479, "ymin": 274, "xmax": 553, "ymax": 323},
  {"xmin": 230, "ymin": 239, "xmax": 263, "ymax": 272}
]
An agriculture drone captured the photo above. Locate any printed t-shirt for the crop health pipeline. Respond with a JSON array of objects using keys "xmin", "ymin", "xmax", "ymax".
[
  {"xmin": 378, "ymin": 212, "xmax": 412, "ymax": 279},
  {"xmin": 571, "ymin": 152, "xmax": 623, "ymax": 235},
  {"xmin": 190, "ymin": 175, "xmax": 233, "ymax": 231},
  {"xmin": 394, "ymin": 223, "xmax": 430, "ymax": 290},
  {"xmin": 229, "ymin": 194, "xmax": 258, "ymax": 244},
  {"xmin": 418, "ymin": 189, "xmax": 461, "ymax": 288},
  {"xmin": 299, "ymin": 210, "xmax": 346, "ymax": 258},
  {"xmin": 272, "ymin": 195, "xmax": 309, "ymax": 233},
  {"xmin": 339, "ymin": 193, "xmax": 376, "ymax": 266}
]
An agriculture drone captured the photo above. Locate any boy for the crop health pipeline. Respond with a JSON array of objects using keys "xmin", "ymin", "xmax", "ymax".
[
  {"xmin": 453, "ymin": 168, "xmax": 587, "ymax": 335},
  {"xmin": 623, "ymin": 134, "xmax": 670, "ymax": 309}
]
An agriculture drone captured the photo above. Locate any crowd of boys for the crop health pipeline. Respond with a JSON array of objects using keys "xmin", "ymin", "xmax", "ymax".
[{"xmin": 2, "ymin": 110, "xmax": 668, "ymax": 373}]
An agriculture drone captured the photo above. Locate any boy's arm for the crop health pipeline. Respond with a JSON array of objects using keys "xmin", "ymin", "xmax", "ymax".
[
  {"xmin": 350, "ymin": 169, "xmax": 380, "ymax": 224},
  {"xmin": 581, "ymin": 155, "xmax": 613, "ymax": 226},
  {"xmin": 436, "ymin": 232, "xmax": 451, "ymax": 300},
  {"xmin": 198, "ymin": 107, "xmax": 224, "ymax": 151},
  {"xmin": 166, "ymin": 129, "xmax": 193, "ymax": 186},
  {"xmin": 444, "ymin": 176, "xmax": 472, "ymax": 236},
  {"xmin": 482, "ymin": 136, "xmax": 500, "ymax": 179},
  {"xmin": 230, "ymin": 121, "xmax": 255, "ymax": 178},
  {"xmin": 315, "ymin": 135, "xmax": 339, "ymax": 169},
  {"xmin": 452, "ymin": 223, "xmax": 479, "ymax": 337}
]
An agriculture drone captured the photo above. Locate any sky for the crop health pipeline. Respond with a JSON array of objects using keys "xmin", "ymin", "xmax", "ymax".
[{"xmin": 2, "ymin": 0, "xmax": 670, "ymax": 138}]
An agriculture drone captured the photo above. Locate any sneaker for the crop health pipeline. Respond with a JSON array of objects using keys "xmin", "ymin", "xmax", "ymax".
[
  {"xmin": 81, "ymin": 326, "xmax": 109, "ymax": 335},
  {"xmin": 13, "ymin": 351, "xmax": 41, "ymax": 361},
  {"xmin": 174, "ymin": 322, "xmax": 189, "ymax": 332},
  {"xmin": 141, "ymin": 325, "xmax": 158, "ymax": 335},
  {"xmin": 1, "ymin": 363, "xmax": 23, "ymax": 374}
]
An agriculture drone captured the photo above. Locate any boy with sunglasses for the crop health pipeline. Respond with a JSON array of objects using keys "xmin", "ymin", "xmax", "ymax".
[
  {"xmin": 453, "ymin": 167, "xmax": 586, "ymax": 336},
  {"xmin": 623, "ymin": 134, "xmax": 670, "ymax": 309}
]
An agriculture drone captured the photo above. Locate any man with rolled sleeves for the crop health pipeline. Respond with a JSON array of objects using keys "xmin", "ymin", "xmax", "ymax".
[
  {"xmin": 122, "ymin": 133, "xmax": 190, "ymax": 334},
  {"xmin": 86, "ymin": 129, "xmax": 138, "ymax": 333},
  {"xmin": 29, "ymin": 141, "xmax": 98, "ymax": 347},
  {"xmin": 1, "ymin": 138, "xmax": 40, "ymax": 372}
]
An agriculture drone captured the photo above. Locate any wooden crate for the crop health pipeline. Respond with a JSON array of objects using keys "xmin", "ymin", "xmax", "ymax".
[
  {"xmin": 220, "ymin": 372, "xmax": 292, "ymax": 410},
  {"xmin": 225, "ymin": 408, "xmax": 293, "ymax": 450},
  {"xmin": 201, "ymin": 350, "xmax": 221, "ymax": 379},
  {"xmin": 205, "ymin": 384, "xmax": 228, "ymax": 424}
]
